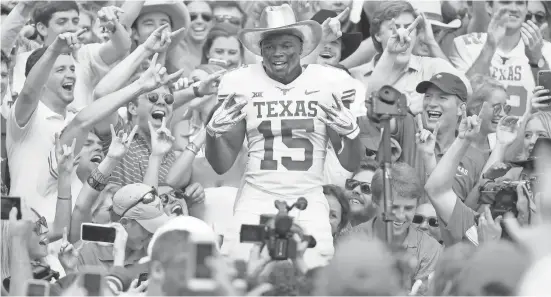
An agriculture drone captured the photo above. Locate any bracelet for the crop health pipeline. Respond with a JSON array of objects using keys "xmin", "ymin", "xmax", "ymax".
[
  {"xmin": 185, "ymin": 143, "xmax": 200, "ymax": 155},
  {"xmin": 91, "ymin": 168, "xmax": 110, "ymax": 184},
  {"xmin": 57, "ymin": 196, "xmax": 71, "ymax": 200}
]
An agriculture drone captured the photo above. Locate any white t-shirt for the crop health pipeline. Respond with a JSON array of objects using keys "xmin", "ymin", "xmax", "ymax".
[
  {"xmin": 6, "ymin": 101, "xmax": 77, "ymax": 221},
  {"xmin": 449, "ymin": 32, "xmax": 551, "ymax": 115}
]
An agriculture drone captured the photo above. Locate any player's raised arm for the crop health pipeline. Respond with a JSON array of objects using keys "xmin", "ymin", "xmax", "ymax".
[{"xmin": 205, "ymin": 93, "xmax": 247, "ymax": 174}]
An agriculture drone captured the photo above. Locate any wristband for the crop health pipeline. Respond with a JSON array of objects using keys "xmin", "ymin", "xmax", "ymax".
[
  {"xmin": 57, "ymin": 196, "xmax": 71, "ymax": 200},
  {"xmin": 185, "ymin": 143, "xmax": 200, "ymax": 155},
  {"xmin": 87, "ymin": 168, "xmax": 109, "ymax": 191}
]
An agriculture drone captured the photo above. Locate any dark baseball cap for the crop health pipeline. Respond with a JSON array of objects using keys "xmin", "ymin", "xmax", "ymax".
[{"xmin": 416, "ymin": 73, "xmax": 468, "ymax": 102}]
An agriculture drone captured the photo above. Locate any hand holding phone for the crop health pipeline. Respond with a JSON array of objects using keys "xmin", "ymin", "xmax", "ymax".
[
  {"xmin": 25, "ymin": 280, "xmax": 50, "ymax": 296},
  {"xmin": 188, "ymin": 238, "xmax": 216, "ymax": 292},
  {"xmin": 81, "ymin": 223, "xmax": 117, "ymax": 244},
  {"xmin": 535, "ymin": 71, "xmax": 551, "ymax": 109}
]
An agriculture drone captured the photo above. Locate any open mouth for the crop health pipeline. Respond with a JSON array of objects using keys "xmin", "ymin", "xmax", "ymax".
[
  {"xmin": 272, "ymin": 61, "xmax": 287, "ymax": 70},
  {"xmin": 426, "ymin": 110, "xmax": 442, "ymax": 120},
  {"xmin": 393, "ymin": 221, "xmax": 405, "ymax": 227},
  {"xmin": 171, "ymin": 204, "xmax": 183, "ymax": 216},
  {"xmin": 349, "ymin": 198, "xmax": 363, "ymax": 205},
  {"xmin": 319, "ymin": 52, "xmax": 333, "ymax": 59},
  {"xmin": 491, "ymin": 118, "xmax": 501, "ymax": 124},
  {"xmin": 90, "ymin": 154, "xmax": 103, "ymax": 165},
  {"xmin": 151, "ymin": 110, "xmax": 166, "ymax": 120},
  {"xmin": 62, "ymin": 82, "xmax": 74, "ymax": 91},
  {"xmin": 192, "ymin": 25, "xmax": 206, "ymax": 32}
]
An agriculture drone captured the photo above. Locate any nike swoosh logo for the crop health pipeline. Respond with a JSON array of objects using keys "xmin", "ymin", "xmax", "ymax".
[{"xmin": 305, "ymin": 90, "xmax": 320, "ymax": 95}]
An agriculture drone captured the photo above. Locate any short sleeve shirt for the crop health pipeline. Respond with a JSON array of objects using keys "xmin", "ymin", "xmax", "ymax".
[{"xmin": 439, "ymin": 196, "xmax": 478, "ymax": 247}]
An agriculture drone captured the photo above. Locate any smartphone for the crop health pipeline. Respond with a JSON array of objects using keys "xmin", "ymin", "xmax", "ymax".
[
  {"xmin": 239, "ymin": 224, "xmax": 265, "ymax": 243},
  {"xmin": 208, "ymin": 58, "xmax": 228, "ymax": 67},
  {"xmin": 137, "ymin": 272, "xmax": 148, "ymax": 287},
  {"xmin": 187, "ymin": 240, "xmax": 216, "ymax": 291},
  {"xmin": 25, "ymin": 280, "xmax": 50, "ymax": 296},
  {"xmin": 81, "ymin": 223, "xmax": 117, "ymax": 244},
  {"xmin": 537, "ymin": 70, "xmax": 551, "ymax": 104},
  {"xmin": 1, "ymin": 196, "xmax": 21, "ymax": 220},
  {"xmin": 82, "ymin": 272, "xmax": 102, "ymax": 296}
]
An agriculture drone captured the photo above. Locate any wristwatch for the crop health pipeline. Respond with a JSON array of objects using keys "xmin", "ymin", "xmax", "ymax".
[{"xmin": 530, "ymin": 57, "xmax": 545, "ymax": 68}]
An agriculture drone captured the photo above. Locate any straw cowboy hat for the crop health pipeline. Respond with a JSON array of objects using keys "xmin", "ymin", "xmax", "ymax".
[
  {"xmin": 139, "ymin": 0, "xmax": 190, "ymax": 31},
  {"xmin": 410, "ymin": 0, "xmax": 461, "ymax": 29},
  {"xmin": 238, "ymin": 4, "xmax": 322, "ymax": 58}
]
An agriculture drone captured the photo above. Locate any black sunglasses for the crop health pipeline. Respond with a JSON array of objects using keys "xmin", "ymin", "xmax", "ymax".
[
  {"xmin": 120, "ymin": 187, "xmax": 157, "ymax": 218},
  {"xmin": 190, "ymin": 13, "xmax": 212, "ymax": 22},
  {"xmin": 159, "ymin": 189, "xmax": 187, "ymax": 205},
  {"xmin": 345, "ymin": 178, "xmax": 371, "ymax": 194},
  {"xmin": 214, "ymin": 15, "xmax": 241, "ymax": 26},
  {"xmin": 147, "ymin": 92, "xmax": 174, "ymax": 105},
  {"xmin": 30, "ymin": 208, "xmax": 48, "ymax": 236},
  {"xmin": 412, "ymin": 215, "xmax": 439, "ymax": 227},
  {"xmin": 526, "ymin": 12, "xmax": 547, "ymax": 25}
]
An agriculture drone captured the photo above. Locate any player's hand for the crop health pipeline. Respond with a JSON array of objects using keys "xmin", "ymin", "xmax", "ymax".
[
  {"xmin": 486, "ymin": 8, "xmax": 509, "ymax": 47},
  {"xmin": 143, "ymin": 23, "xmax": 185, "ymax": 53},
  {"xmin": 385, "ymin": 15, "xmax": 421, "ymax": 54},
  {"xmin": 148, "ymin": 117, "xmax": 175, "ymax": 157},
  {"xmin": 51, "ymin": 29, "xmax": 87, "ymax": 53},
  {"xmin": 194, "ymin": 69, "xmax": 226, "ymax": 97},
  {"xmin": 137, "ymin": 53, "xmax": 185, "ymax": 92},
  {"xmin": 496, "ymin": 116, "xmax": 520, "ymax": 147},
  {"xmin": 107, "ymin": 124, "xmax": 138, "ymax": 160},
  {"xmin": 529, "ymin": 86, "xmax": 551, "ymax": 112},
  {"xmin": 320, "ymin": 7, "xmax": 349, "ymax": 43},
  {"xmin": 415, "ymin": 114, "xmax": 438, "ymax": 156},
  {"xmin": 97, "ymin": 6, "xmax": 123, "ymax": 33},
  {"xmin": 206, "ymin": 93, "xmax": 247, "ymax": 137},
  {"xmin": 55, "ymin": 134, "xmax": 77, "ymax": 177},
  {"xmin": 521, "ymin": 20, "xmax": 547, "ymax": 64},
  {"xmin": 457, "ymin": 104, "xmax": 482, "ymax": 141},
  {"xmin": 318, "ymin": 93, "xmax": 359, "ymax": 139}
]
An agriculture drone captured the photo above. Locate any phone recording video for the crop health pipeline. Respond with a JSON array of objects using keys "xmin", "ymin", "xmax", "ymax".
[
  {"xmin": 537, "ymin": 70, "xmax": 551, "ymax": 104},
  {"xmin": 82, "ymin": 272, "xmax": 102, "ymax": 296},
  {"xmin": 1, "ymin": 196, "xmax": 21, "ymax": 220},
  {"xmin": 25, "ymin": 280, "xmax": 50, "ymax": 296},
  {"xmin": 195, "ymin": 243, "xmax": 214, "ymax": 279},
  {"xmin": 81, "ymin": 223, "xmax": 116, "ymax": 244}
]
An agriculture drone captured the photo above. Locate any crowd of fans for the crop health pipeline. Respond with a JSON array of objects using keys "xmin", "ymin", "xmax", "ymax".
[{"xmin": 1, "ymin": 0, "xmax": 551, "ymax": 296}]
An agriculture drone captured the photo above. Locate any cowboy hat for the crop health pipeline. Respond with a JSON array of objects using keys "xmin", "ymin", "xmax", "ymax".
[
  {"xmin": 238, "ymin": 4, "xmax": 322, "ymax": 58},
  {"xmin": 410, "ymin": 0, "xmax": 461, "ymax": 29},
  {"xmin": 310, "ymin": 10, "xmax": 362, "ymax": 61},
  {"xmin": 138, "ymin": 0, "xmax": 190, "ymax": 31}
]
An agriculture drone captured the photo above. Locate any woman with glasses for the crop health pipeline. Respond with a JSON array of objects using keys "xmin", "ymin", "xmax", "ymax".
[
  {"xmin": 527, "ymin": 1, "xmax": 550, "ymax": 41},
  {"xmin": 345, "ymin": 159, "xmax": 379, "ymax": 227}
]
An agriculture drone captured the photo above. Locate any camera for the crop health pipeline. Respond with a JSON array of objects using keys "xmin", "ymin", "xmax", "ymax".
[
  {"xmin": 479, "ymin": 180, "xmax": 528, "ymax": 218},
  {"xmin": 239, "ymin": 197, "xmax": 316, "ymax": 261},
  {"xmin": 3, "ymin": 264, "xmax": 59, "ymax": 292},
  {"xmin": 367, "ymin": 85, "xmax": 409, "ymax": 120}
]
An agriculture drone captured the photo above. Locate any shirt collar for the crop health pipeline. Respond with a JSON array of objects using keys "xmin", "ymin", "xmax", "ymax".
[{"xmin": 362, "ymin": 54, "xmax": 422, "ymax": 77}]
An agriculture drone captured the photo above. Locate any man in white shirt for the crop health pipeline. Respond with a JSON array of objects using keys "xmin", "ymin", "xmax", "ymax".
[{"xmin": 449, "ymin": 0, "xmax": 551, "ymax": 116}]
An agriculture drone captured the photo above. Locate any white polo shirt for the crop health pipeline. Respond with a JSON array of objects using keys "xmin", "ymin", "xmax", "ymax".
[{"xmin": 6, "ymin": 101, "xmax": 77, "ymax": 221}]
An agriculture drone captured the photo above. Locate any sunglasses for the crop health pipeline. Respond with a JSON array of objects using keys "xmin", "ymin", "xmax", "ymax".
[
  {"xmin": 493, "ymin": 103, "xmax": 511, "ymax": 116},
  {"xmin": 30, "ymin": 208, "xmax": 48, "ymax": 236},
  {"xmin": 345, "ymin": 178, "xmax": 371, "ymax": 194},
  {"xmin": 119, "ymin": 187, "xmax": 157, "ymax": 218},
  {"xmin": 214, "ymin": 15, "xmax": 242, "ymax": 26},
  {"xmin": 147, "ymin": 92, "xmax": 174, "ymax": 105},
  {"xmin": 190, "ymin": 13, "xmax": 212, "ymax": 22},
  {"xmin": 412, "ymin": 215, "xmax": 439, "ymax": 227},
  {"xmin": 159, "ymin": 189, "xmax": 187, "ymax": 205},
  {"xmin": 526, "ymin": 12, "xmax": 547, "ymax": 25}
]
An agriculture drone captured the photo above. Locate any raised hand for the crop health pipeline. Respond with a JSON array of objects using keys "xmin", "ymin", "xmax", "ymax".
[
  {"xmin": 385, "ymin": 15, "xmax": 422, "ymax": 54},
  {"xmin": 54, "ymin": 133, "xmax": 77, "ymax": 176},
  {"xmin": 137, "ymin": 53, "xmax": 185, "ymax": 92},
  {"xmin": 320, "ymin": 7, "xmax": 349, "ymax": 43},
  {"xmin": 206, "ymin": 93, "xmax": 247, "ymax": 137},
  {"xmin": 318, "ymin": 93, "xmax": 359, "ymax": 139},
  {"xmin": 487, "ymin": 8, "xmax": 509, "ymax": 46},
  {"xmin": 246, "ymin": 244, "xmax": 271, "ymax": 280},
  {"xmin": 521, "ymin": 20, "xmax": 547, "ymax": 64},
  {"xmin": 148, "ymin": 117, "xmax": 175, "ymax": 156},
  {"xmin": 97, "ymin": 6, "xmax": 124, "ymax": 33},
  {"xmin": 51, "ymin": 28, "xmax": 87, "ymax": 53},
  {"xmin": 194, "ymin": 69, "xmax": 227, "ymax": 97},
  {"xmin": 458, "ymin": 104, "xmax": 482, "ymax": 141},
  {"xmin": 496, "ymin": 115, "xmax": 520, "ymax": 147},
  {"xmin": 415, "ymin": 114, "xmax": 439, "ymax": 155},
  {"xmin": 58, "ymin": 227, "xmax": 83, "ymax": 272},
  {"xmin": 107, "ymin": 124, "xmax": 138, "ymax": 160},
  {"xmin": 143, "ymin": 23, "xmax": 186, "ymax": 53},
  {"xmin": 529, "ymin": 86, "xmax": 551, "ymax": 112}
]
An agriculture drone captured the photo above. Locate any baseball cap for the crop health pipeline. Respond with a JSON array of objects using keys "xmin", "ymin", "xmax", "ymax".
[
  {"xmin": 139, "ymin": 216, "xmax": 219, "ymax": 264},
  {"xmin": 416, "ymin": 72, "xmax": 468, "ymax": 102},
  {"xmin": 111, "ymin": 183, "xmax": 170, "ymax": 234}
]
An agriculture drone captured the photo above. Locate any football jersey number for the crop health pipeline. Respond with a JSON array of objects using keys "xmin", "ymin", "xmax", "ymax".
[{"xmin": 258, "ymin": 119, "xmax": 314, "ymax": 171}]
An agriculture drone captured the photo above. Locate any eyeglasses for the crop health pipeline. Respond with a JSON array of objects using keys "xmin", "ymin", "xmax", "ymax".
[
  {"xmin": 345, "ymin": 178, "xmax": 371, "ymax": 194},
  {"xmin": 190, "ymin": 13, "xmax": 212, "ymax": 22},
  {"xmin": 214, "ymin": 15, "xmax": 242, "ymax": 26},
  {"xmin": 159, "ymin": 189, "xmax": 186, "ymax": 205},
  {"xmin": 147, "ymin": 92, "xmax": 174, "ymax": 105},
  {"xmin": 412, "ymin": 215, "xmax": 439, "ymax": 227},
  {"xmin": 526, "ymin": 12, "xmax": 547, "ymax": 25},
  {"xmin": 493, "ymin": 103, "xmax": 511, "ymax": 116},
  {"xmin": 30, "ymin": 208, "xmax": 48, "ymax": 236},
  {"xmin": 119, "ymin": 187, "xmax": 158, "ymax": 218}
]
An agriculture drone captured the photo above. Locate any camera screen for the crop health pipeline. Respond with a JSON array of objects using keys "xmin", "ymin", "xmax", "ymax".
[
  {"xmin": 240, "ymin": 225, "xmax": 264, "ymax": 242},
  {"xmin": 1, "ymin": 196, "xmax": 21, "ymax": 220},
  {"xmin": 195, "ymin": 243, "xmax": 214, "ymax": 279},
  {"xmin": 83, "ymin": 273, "xmax": 101, "ymax": 296},
  {"xmin": 81, "ymin": 224, "xmax": 117, "ymax": 243},
  {"xmin": 27, "ymin": 283, "xmax": 47, "ymax": 296}
]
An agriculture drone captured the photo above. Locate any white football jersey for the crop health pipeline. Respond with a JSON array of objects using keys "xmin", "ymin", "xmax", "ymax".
[
  {"xmin": 449, "ymin": 32, "xmax": 551, "ymax": 116},
  {"xmin": 216, "ymin": 64, "xmax": 356, "ymax": 196}
]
